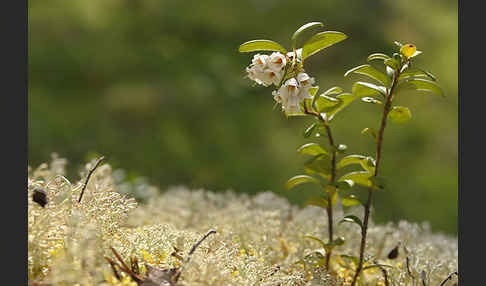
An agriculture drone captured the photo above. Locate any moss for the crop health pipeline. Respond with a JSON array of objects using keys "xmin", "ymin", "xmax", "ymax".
[{"xmin": 28, "ymin": 155, "xmax": 458, "ymax": 285}]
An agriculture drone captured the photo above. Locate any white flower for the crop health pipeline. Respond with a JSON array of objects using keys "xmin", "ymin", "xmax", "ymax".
[
  {"xmin": 286, "ymin": 48, "xmax": 302, "ymax": 62},
  {"xmin": 296, "ymin": 72, "xmax": 315, "ymax": 100},
  {"xmin": 246, "ymin": 66, "xmax": 266, "ymax": 86},
  {"xmin": 267, "ymin": 52, "xmax": 287, "ymax": 72},
  {"xmin": 251, "ymin": 54, "xmax": 269, "ymax": 72},
  {"xmin": 274, "ymin": 78, "xmax": 301, "ymax": 113}
]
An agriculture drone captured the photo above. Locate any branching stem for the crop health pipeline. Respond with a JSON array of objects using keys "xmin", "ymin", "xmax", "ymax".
[
  {"xmin": 304, "ymin": 103, "xmax": 337, "ymax": 270},
  {"xmin": 78, "ymin": 156, "xmax": 105, "ymax": 203},
  {"xmin": 350, "ymin": 63, "xmax": 402, "ymax": 286}
]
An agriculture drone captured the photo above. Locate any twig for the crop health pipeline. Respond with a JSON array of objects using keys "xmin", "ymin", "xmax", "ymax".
[
  {"xmin": 78, "ymin": 156, "xmax": 105, "ymax": 203},
  {"xmin": 438, "ymin": 271, "xmax": 458, "ymax": 286},
  {"xmin": 404, "ymin": 247, "xmax": 417, "ymax": 286},
  {"xmin": 173, "ymin": 230, "xmax": 217, "ymax": 282},
  {"xmin": 374, "ymin": 260, "xmax": 389, "ymax": 286}
]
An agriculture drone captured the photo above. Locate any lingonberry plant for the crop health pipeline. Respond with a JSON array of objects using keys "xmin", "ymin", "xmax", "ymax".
[
  {"xmin": 344, "ymin": 41, "xmax": 443, "ymax": 286},
  {"xmin": 239, "ymin": 22, "xmax": 374, "ymax": 272},
  {"xmin": 239, "ymin": 23, "xmax": 444, "ymax": 285}
]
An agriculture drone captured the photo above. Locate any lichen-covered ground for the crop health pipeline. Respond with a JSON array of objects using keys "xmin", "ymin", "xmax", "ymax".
[{"xmin": 28, "ymin": 156, "xmax": 458, "ymax": 285}]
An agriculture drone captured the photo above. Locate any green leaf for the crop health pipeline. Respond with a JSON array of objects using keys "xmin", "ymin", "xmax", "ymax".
[
  {"xmin": 361, "ymin": 97, "xmax": 382, "ymax": 105},
  {"xmin": 238, "ymin": 39, "xmax": 287, "ymax": 53},
  {"xmin": 338, "ymin": 171, "xmax": 373, "ymax": 187},
  {"xmin": 396, "ymin": 78, "xmax": 444, "ymax": 97},
  {"xmin": 384, "ymin": 58, "xmax": 399, "ymax": 70},
  {"xmin": 341, "ymin": 195, "xmax": 361, "ymax": 207},
  {"xmin": 323, "ymin": 93, "xmax": 358, "ymax": 121},
  {"xmin": 304, "ymin": 235, "xmax": 327, "ymax": 248},
  {"xmin": 394, "ymin": 41, "xmax": 404, "ymax": 48},
  {"xmin": 314, "ymin": 94, "xmax": 341, "ymax": 113},
  {"xmin": 327, "ymin": 237, "xmax": 345, "ymax": 248},
  {"xmin": 330, "ymin": 190, "xmax": 338, "ymax": 206},
  {"xmin": 340, "ymin": 215, "xmax": 363, "ymax": 229},
  {"xmin": 291, "ymin": 22, "xmax": 324, "ymax": 49},
  {"xmin": 344, "ymin": 64, "xmax": 389, "ymax": 86},
  {"xmin": 352, "ymin": 82, "xmax": 387, "ymax": 98},
  {"xmin": 323, "ymin": 86, "xmax": 344, "ymax": 96},
  {"xmin": 297, "ymin": 143, "xmax": 328, "ymax": 156},
  {"xmin": 303, "ymin": 122, "xmax": 318, "ymax": 138},
  {"xmin": 334, "ymin": 180, "xmax": 355, "ymax": 190},
  {"xmin": 304, "ymin": 154, "xmax": 332, "ymax": 175},
  {"xmin": 305, "ymin": 196, "xmax": 328, "ymax": 209},
  {"xmin": 285, "ymin": 175, "xmax": 321, "ymax": 190},
  {"xmin": 388, "ymin": 106, "xmax": 412, "ymax": 123},
  {"xmin": 301, "ymin": 31, "xmax": 347, "ymax": 60},
  {"xmin": 361, "ymin": 127, "xmax": 378, "ymax": 142},
  {"xmin": 337, "ymin": 155, "xmax": 376, "ymax": 173},
  {"xmin": 367, "ymin": 53, "xmax": 391, "ymax": 62},
  {"xmin": 399, "ymin": 68, "xmax": 437, "ymax": 81}
]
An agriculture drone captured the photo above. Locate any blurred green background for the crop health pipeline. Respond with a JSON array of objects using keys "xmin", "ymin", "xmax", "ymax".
[{"xmin": 28, "ymin": 0, "xmax": 457, "ymax": 234}]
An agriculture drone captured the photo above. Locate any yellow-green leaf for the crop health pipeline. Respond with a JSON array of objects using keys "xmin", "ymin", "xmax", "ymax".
[
  {"xmin": 388, "ymin": 106, "xmax": 412, "ymax": 123},
  {"xmin": 286, "ymin": 175, "xmax": 321, "ymax": 190},
  {"xmin": 301, "ymin": 31, "xmax": 347, "ymax": 60},
  {"xmin": 345, "ymin": 64, "xmax": 389, "ymax": 86},
  {"xmin": 291, "ymin": 22, "xmax": 324, "ymax": 49},
  {"xmin": 297, "ymin": 143, "xmax": 328, "ymax": 156},
  {"xmin": 397, "ymin": 78, "xmax": 444, "ymax": 97},
  {"xmin": 238, "ymin": 39, "xmax": 287, "ymax": 53},
  {"xmin": 338, "ymin": 171, "xmax": 373, "ymax": 187}
]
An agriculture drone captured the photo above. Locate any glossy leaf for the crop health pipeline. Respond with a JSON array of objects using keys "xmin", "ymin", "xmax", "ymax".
[
  {"xmin": 303, "ymin": 122, "xmax": 318, "ymax": 138},
  {"xmin": 361, "ymin": 127, "xmax": 378, "ymax": 142},
  {"xmin": 367, "ymin": 53, "xmax": 391, "ymax": 62},
  {"xmin": 301, "ymin": 31, "xmax": 347, "ymax": 60},
  {"xmin": 384, "ymin": 58, "xmax": 399, "ymax": 70},
  {"xmin": 291, "ymin": 22, "xmax": 324, "ymax": 49},
  {"xmin": 335, "ymin": 180, "xmax": 355, "ymax": 190},
  {"xmin": 345, "ymin": 64, "xmax": 389, "ymax": 86},
  {"xmin": 305, "ymin": 196, "xmax": 328, "ymax": 209},
  {"xmin": 361, "ymin": 97, "xmax": 382, "ymax": 105},
  {"xmin": 399, "ymin": 68, "xmax": 436, "ymax": 81},
  {"xmin": 286, "ymin": 175, "xmax": 321, "ymax": 190},
  {"xmin": 314, "ymin": 94, "xmax": 341, "ymax": 113},
  {"xmin": 238, "ymin": 39, "xmax": 287, "ymax": 53},
  {"xmin": 341, "ymin": 195, "xmax": 361, "ymax": 207},
  {"xmin": 338, "ymin": 171, "xmax": 372, "ymax": 187},
  {"xmin": 304, "ymin": 154, "xmax": 332, "ymax": 174},
  {"xmin": 388, "ymin": 106, "xmax": 412, "ymax": 123},
  {"xmin": 397, "ymin": 78, "xmax": 444, "ymax": 97},
  {"xmin": 352, "ymin": 82, "xmax": 387, "ymax": 98},
  {"xmin": 323, "ymin": 86, "xmax": 344, "ymax": 96},
  {"xmin": 323, "ymin": 93, "xmax": 357, "ymax": 121},
  {"xmin": 297, "ymin": 143, "xmax": 328, "ymax": 156},
  {"xmin": 337, "ymin": 155, "xmax": 376, "ymax": 173},
  {"xmin": 340, "ymin": 215, "xmax": 363, "ymax": 229}
]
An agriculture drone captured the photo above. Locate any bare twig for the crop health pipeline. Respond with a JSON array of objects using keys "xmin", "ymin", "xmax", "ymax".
[
  {"xmin": 404, "ymin": 246, "xmax": 417, "ymax": 286},
  {"xmin": 173, "ymin": 230, "xmax": 217, "ymax": 282},
  {"xmin": 373, "ymin": 260, "xmax": 390, "ymax": 286},
  {"xmin": 439, "ymin": 271, "xmax": 458, "ymax": 286},
  {"xmin": 78, "ymin": 156, "xmax": 105, "ymax": 203}
]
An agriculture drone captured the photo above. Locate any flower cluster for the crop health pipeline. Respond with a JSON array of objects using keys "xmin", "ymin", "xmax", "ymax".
[{"xmin": 245, "ymin": 50, "xmax": 317, "ymax": 115}]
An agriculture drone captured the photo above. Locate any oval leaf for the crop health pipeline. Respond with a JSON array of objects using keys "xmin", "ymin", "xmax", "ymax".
[
  {"xmin": 304, "ymin": 154, "xmax": 332, "ymax": 174},
  {"xmin": 388, "ymin": 106, "xmax": 412, "ymax": 123},
  {"xmin": 303, "ymin": 122, "xmax": 318, "ymax": 138},
  {"xmin": 324, "ymin": 93, "xmax": 357, "ymax": 121},
  {"xmin": 337, "ymin": 155, "xmax": 375, "ymax": 173},
  {"xmin": 341, "ymin": 195, "xmax": 361, "ymax": 207},
  {"xmin": 397, "ymin": 78, "xmax": 444, "ymax": 97},
  {"xmin": 345, "ymin": 64, "xmax": 389, "ymax": 86},
  {"xmin": 361, "ymin": 97, "xmax": 383, "ymax": 105},
  {"xmin": 384, "ymin": 58, "xmax": 399, "ymax": 70},
  {"xmin": 338, "ymin": 171, "xmax": 373, "ymax": 187},
  {"xmin": 291, "ymin": 22, "xmax": 324, "ymax": 49},
  {"xmin": 340, "ymin": 215, "xmax": 363, "ymax": 229},
  {"xmin": 367, "ymin": 53, "xmax": 391, "ymax": 62},
  {"xmin": 352, "ymin": 82, "xmax": 387, "ymax": 98},
  {"xmin": 305, "ymin": 196, "xmax": 328, "ymax": 209},
  {"xmin": 323, "ymin": 86, "xmax": 344, "ymax": 96},
  {"xmin": 314, "ymin": 94, "xmax": 341, "ymax": 113},
  {"xmin": 302, "ymin": 31, "xmax": 347, "ymax": 60},
  {"xmin": 238, "ymin": 39, "xmax": 287, "ymax": 53},
  {"xmin": 286, "ymin": 175, "xmax": 321, "ymax": 190},
  {"xmin": 297, "ymin": 143, "xmax": 328, "ymax": 156}
]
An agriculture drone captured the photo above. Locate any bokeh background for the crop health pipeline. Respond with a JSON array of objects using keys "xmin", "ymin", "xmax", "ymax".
[{"xmin": 28, "ymin": 0, "xmax": 458, "ymax": 234}]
